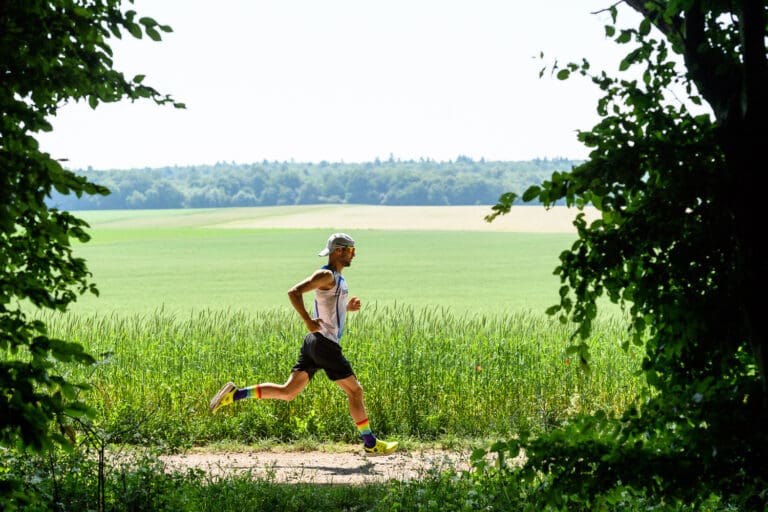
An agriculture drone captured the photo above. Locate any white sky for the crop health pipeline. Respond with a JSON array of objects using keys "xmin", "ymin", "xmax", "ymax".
[{"xmin": 38, "ymin": 1, "xmax": 642, "ymax": 170}]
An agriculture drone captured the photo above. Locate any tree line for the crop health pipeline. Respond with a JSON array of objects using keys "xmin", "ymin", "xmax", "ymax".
[{"xmin": 48, "ymin": 156, "xmax": 580, "ymax": 210}]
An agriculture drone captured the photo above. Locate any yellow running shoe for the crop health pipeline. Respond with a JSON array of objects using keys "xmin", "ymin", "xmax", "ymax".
[
  {"xmin": 209, "ymin": 382, "xmax": 236, "ymax": 414},
  {"xmin": 364, "ymin": 438, "xmax": 399, "ymax": 455}
]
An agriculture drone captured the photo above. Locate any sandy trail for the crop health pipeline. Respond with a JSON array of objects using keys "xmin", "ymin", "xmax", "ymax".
[{"xmin": 160, "ymin": 449, "xmax": 475, "ymax": 485}]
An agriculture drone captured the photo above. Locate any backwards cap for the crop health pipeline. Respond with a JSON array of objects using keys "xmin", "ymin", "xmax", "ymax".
[{"xmin": 318, "ymin": 232, "xmax": 355, "ymax": 257}]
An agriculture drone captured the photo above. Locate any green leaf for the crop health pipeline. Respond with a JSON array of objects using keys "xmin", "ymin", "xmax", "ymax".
[
  {"xmin": 139, "ymin": 16, "xmax": 158, "ymax": 27},
  {"xmin": 126, "ymin": 22, "xmax": 142, "ymax": 39},
  {"xmin": 146, "ymin": 26, "xmax": 162, "ymax": 41},
  {"xmin": 108, "ymin": 23, "xmax": 122, "ymax": 38},
  {"xmin": 639, "ymin": 18, "xmax": 651, "ymax": 36},
  {"xmin": 64, "ymin": 401, "xmax": 96, "ymax": 419},
  {"xmin": 556, "ymin": 69, "xmax": 571, "ymax": 80},
  {"xmin": 619, "ymin": 58, "xmax": 631, "ymax": 72},
  {"xmin": 616, "ymin": 30, "xmax": 632, "ymax": 44},
  {"xmin": 522, "ymin": 185, "xmax": 541, "ymax": 202},
  {"xmin": 545, "ymin": 304, "xmax": 561, "ymax": 315}
]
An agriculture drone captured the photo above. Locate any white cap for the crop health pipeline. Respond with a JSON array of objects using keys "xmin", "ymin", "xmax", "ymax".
[{"xmin": 318, "ymin": 232, "xmax": 355, "ymax": 256}]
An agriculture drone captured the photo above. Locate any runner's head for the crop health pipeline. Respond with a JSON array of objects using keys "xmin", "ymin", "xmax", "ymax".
[{"xmin": 318, "ymin": 233, "xmax": 355, "ymax": 257}]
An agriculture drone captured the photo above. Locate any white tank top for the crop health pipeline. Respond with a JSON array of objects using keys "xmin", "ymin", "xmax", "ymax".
[{"xmin": 313, "ymin": 267, "xmax": 348, "ymax": 343}]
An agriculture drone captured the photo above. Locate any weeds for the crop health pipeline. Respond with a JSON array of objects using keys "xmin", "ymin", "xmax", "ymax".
[
  {"xmin": 0, "ymin": 306, "xmax": 663, "ymax": 511},
  {"xmin": 40, "ymin": 305, "xmax": 641, "ymax": 446}
]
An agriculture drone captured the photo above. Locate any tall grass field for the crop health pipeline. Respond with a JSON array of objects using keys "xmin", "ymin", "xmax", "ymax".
[{"xmin": 34, "ymin": 206, "xmax": 641, "ymax": 447}]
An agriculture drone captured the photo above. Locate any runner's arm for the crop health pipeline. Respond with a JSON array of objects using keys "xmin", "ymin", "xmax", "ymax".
[{"xmin": 287, "ymin": 269, "xmax": 335, "ymax": 332}]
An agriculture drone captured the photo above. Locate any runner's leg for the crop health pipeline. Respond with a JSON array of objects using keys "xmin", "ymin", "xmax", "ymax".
[{"xmin": 240, "ymin": 370, "xmax": 310, "ymax": 401}]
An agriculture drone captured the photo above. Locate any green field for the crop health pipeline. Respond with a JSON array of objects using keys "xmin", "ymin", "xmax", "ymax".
[
  {"xmin": 44, "ymin": 307, "xmax": 640, "ymax": 447},
  {"xmin": 36, "ymin": 207, "xmax": 637, "ymax": 447},
  {"xmin": 68, "ymin": 208, "xmax": 593, "ymax": 317}
]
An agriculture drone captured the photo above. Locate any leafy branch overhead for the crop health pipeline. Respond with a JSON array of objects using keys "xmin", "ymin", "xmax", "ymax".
[
  {"xmin": 0, "ymin": 1, "xmax": 182, "ymax": 494},
  {"xmin": 489, "ymin": 0, "xmax": 768, "ymax": 507}
]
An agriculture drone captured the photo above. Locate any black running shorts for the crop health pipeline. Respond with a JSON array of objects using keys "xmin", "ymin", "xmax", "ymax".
[{"xmin": 291, "ymin": 332, "xmax": 354, "ymax": 381}]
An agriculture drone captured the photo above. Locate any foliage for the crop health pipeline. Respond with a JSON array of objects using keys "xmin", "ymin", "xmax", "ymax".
[
  {"xmin": 38, "ymin": 307, "xmax": 640, "ymax": 447},
  {"xmin": 3, "ymin": 444, "xmax": 386, "ymax": 512},
  {"xmin": 2, "ymin": 440, "xmax": 738, "ymax": 512},
  {"xmin": 489, "ymin": 0, "xmax": 768, "ymax": 508},
  {"xmin": 0, "ymin": 0, "xmax": 180, "ymax": 507},
  {"xmin": 46, "ymin": 157, "xmax": 581, "ymax": 210}
]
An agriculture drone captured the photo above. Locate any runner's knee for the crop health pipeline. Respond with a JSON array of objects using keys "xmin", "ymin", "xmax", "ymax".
[{"xmin": 346, "ymin": 382, "xmax": 363, "ymax": 401}]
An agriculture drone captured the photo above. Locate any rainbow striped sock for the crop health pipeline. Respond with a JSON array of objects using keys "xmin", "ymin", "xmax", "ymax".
[
  {"xmin": 234, "ymin": 385, "xmax": 261, "ymax": 401},
  {"xmin": 356, "ymin": 418, "xmax": 376, "ymax": 447}
]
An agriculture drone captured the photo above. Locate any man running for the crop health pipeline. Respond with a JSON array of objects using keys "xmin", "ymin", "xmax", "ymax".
[{"xmin": 209, "ymin": 232, "xmax": 398, "ymax": 455}]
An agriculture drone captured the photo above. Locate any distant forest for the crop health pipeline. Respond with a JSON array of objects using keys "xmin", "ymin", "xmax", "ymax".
[{"xmin": 49, "ymin": 156, "xmax": 582, "ymax": 210}]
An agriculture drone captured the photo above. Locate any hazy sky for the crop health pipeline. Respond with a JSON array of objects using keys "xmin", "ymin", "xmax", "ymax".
[{"xmin": 38, "ymin": 1, "xmax": 643, "ymax": 170}]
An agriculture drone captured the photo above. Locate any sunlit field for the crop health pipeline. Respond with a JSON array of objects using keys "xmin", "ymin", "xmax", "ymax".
[
  {"xmin": 68, "ymin": 205, "xmax": 606, "ymax": 317},
  {"xmin": 44, "ymin": 307, "xmax": 640, "ymax": 447},
  {"xmin": 70, "ymin": 228, "xmax": 582, "ymax": 316},
  {"xmin": 39, "ymin": 206, "xmax": 639, "ymax": 446}
]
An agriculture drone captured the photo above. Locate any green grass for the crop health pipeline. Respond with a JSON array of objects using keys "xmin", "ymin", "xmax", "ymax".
[
  {"xmin": 42, "ymin": 306, "xmax": 642, "ymax": 448},
  {"xmin": 70, "ymin": 226, "xmax": 593, "ymax": 316}
]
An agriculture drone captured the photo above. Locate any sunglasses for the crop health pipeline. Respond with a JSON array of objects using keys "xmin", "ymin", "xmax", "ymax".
[{"xmin": 338, "ymin": 246, "xmax": 355, "ymax": 255}]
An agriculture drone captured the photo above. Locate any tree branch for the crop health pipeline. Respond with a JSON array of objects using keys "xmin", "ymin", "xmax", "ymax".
[
  {"xmin": 621, "ymin": 0, "xmax": 682, "ymax": 38},
  {"xmin": 621, "ymin": 0, "xmax": 740, "ymax": 122}
]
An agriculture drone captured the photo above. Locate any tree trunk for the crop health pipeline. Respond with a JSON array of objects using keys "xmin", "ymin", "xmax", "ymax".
[
  {"xmin": 626, "ymin": 0, "xmax": 768, "ymax": 410},
  {"xmin": 719, "ymin": 1, "xmax": 768, "ymax": 411}
]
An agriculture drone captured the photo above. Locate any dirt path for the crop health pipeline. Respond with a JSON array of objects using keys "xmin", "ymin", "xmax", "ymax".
[{"xmin": 160, "ymin": 449, "xmax": 476, "ymax": 485}]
